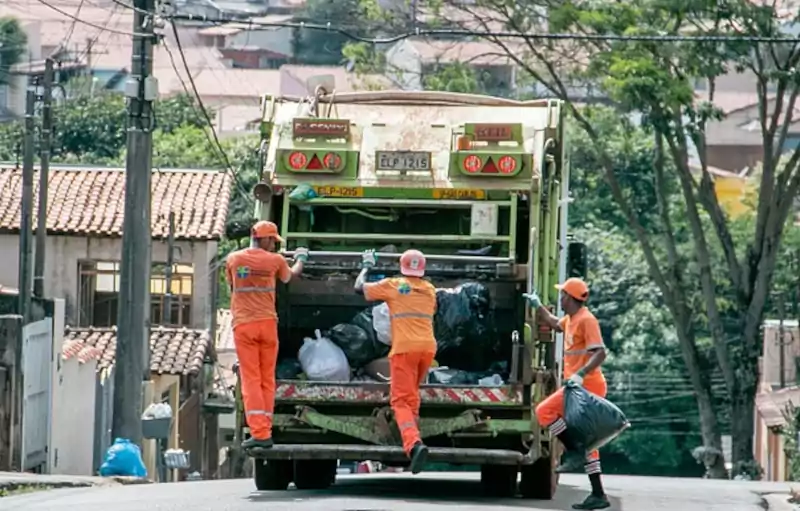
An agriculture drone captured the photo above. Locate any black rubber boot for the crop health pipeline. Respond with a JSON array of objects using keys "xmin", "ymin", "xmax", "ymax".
[
  {"xmin": 572, "ymin": 493, "xmax": 610, "ymax": 509},
  {"xmin": 242, "ymin": 437, "xmax": 274, "ymax": 450},
  {"xmin": 408, "ymin": 442, "xmax": 429, "ymax": 475},
  {"xmin": 555, "ymin": 430, "xmax": 587, "ymax": 473}
]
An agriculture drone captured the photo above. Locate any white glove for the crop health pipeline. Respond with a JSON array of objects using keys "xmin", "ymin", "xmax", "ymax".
[
  {"xmin": 361, "ymin": 249, "xmax": 376, "ymax": 269},
  {"xmin": 294, "ymin": 247, "xmax": 309, "ymax": 263},
  {"xmin": 522, "ymin": 290, "xmax": 542, "ymax": 309},
  {"xmin": 568, "ymin": 373, "xmax": 584, "ymax": 386}
]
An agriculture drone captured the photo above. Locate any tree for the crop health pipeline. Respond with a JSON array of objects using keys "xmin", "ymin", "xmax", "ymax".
[
  {"xmin": 0, "ymin": 17, "xmax": 26, "ymax": 86},
  {"xmin": 429, "ymin": 0, "xmax": 800, "ymax": 477}
]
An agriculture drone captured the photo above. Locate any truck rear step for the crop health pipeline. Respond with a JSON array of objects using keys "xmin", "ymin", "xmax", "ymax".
[{"xmin": 249, "ymin": 444, "xmax": 533, "ymax": 465}]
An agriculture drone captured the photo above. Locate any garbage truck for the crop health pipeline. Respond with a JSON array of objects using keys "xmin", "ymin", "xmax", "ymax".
[{"xmin": 231, "ymin": 89, "xmax": 583, "ymax": 499}]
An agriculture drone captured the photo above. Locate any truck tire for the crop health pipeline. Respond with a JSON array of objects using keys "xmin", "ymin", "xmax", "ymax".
[
  {"xmin": 480, "ymin": 464, "xmax": 518, "ymax": 498},
  {"xmin": 293, "ymin": 460, "xmax": 337, "ymax": 490},
  {"xmin": 253, "ymin": 459, "xmax": 293, "ymax": 491},
  {"xmin": 519, "ymin": 456, "xmax": 558, "ymax": 499}
]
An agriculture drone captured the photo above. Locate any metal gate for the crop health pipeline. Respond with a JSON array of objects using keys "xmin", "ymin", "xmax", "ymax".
[{"xmin": 21, "ymin": 318, "xmax": 53, "ymax": 471}]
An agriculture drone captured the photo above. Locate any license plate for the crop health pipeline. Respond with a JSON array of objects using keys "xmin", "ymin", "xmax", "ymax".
[
  {"xmin": 376, "ymin": 151, "xmax": 431, "ymax": 171},
  {"xmin": 313, "ymin": 186, "xmax": 364, "ymax": 198},
  {"xmin": 433, "ymin": 189, "xmax": 486, "ymax": 200}
]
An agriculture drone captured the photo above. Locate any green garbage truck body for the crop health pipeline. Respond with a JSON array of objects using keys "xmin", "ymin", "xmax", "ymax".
[{"xmin": 235, "ymin": 90, "xmax": 573, "ymax": 498}]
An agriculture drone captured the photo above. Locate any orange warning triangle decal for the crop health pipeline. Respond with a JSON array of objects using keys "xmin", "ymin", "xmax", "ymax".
[{"xmin": 306, "ymin": 154, "xmax": 323, "ymax": 170}]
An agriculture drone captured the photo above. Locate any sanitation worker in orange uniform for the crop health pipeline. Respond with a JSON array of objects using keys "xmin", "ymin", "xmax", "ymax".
[
  {"xmin": 524, "ymin": 277, "xmax": 610, "ymax": 510},
  {"xmin": 354, "ymin": 248, "xmax": 436, "ymax": 474},
  {"xmin": 226, "ymin": 221, "xmax": 309, "ymax": 450}
]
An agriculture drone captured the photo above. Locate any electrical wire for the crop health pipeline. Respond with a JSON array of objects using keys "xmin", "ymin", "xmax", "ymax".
[{"xmin": 33, "ymin": 0, "xmax": 148, "ymax": 36}]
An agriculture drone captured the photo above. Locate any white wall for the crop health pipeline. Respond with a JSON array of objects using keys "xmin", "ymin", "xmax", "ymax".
[
  {"xmin": 0, "ymin": 234, "xmax": 219, "ymax": 330},
  {"xmin": 229, "ymin": 28, "xmax": 294, "ymax": 57},
  {"xmin": 49, "ymin": 356, "xmax": 97, "ymax": 476}
]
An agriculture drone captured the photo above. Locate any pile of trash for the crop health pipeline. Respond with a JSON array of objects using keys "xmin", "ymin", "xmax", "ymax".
[{"xmin": 288, "ymin": 282, "xmax": 506, "ymax": 386}]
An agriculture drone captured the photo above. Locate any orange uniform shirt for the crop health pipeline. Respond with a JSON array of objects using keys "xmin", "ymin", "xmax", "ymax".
[
  {"xmin": 559, "ymin": 307, "xmax": 606, "ymax": 385},
  {"xmin": 226, "ymin": 248, "xmax": 292, "ymax": 329},
  {"xmin": 363, "ymin": 277, "xmax": 437, "ymax": 357}
]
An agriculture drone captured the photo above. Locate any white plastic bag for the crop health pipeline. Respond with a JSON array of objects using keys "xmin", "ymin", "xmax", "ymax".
[
  {"xmin": 372, "ymin": 303, "xmax": 392, "ymax": 346},
  {"xmin": 298, "ymin": 329, "xmax": 351, "ymax": 382}
]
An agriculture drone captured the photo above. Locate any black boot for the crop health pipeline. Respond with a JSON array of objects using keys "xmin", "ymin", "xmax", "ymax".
[
  {"xmin": 572, "ymin": 493, "xmax": 610, "ymax": 510},
  {"xmin": 242, "ymin": 437, "xmax": 274, "ymax": 450},
  {"xmin": 408, "ymin": 442, "xmax": 429, "ymax": 474},
  {"xmin": 555, "ymin": 429, "xmax": 587, "ymax": 473}
]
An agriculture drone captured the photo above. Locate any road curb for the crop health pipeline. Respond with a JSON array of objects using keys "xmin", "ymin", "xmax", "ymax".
[
  {"xmin": 0, "ymin": 473, "xmax": 152, "ymax": 496},
  {"xmin": 763, "ymin": 493, "xmax": 799, "ymax": 511}
]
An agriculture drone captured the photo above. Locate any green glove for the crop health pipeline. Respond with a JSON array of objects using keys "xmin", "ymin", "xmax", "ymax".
[
  {"xmin": 522, "ymin": 291, "xmax": 542, "ymax": 309},
  {"xmin": 294, "ymin": 247, "xmax": 309, "ymax": 263},
  {"xmin": 361, "ymin": 249, "xmax": 377, "ymax": 269}
]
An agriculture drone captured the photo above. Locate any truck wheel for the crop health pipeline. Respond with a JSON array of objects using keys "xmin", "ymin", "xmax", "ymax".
[
  {"xmin": 480, "ymin": 464, "xmax": 518, "ymax": 498},
  {"xmin": 519, "ymin": 456, "xmax": 558, "ymax": 499},
  {"xmin": 253, "ymin": 459, "xmax": 293, "ymax": 491},
  {"xmin": 293, "ymin": 460, "xmax": 337, "ymax": 490}
]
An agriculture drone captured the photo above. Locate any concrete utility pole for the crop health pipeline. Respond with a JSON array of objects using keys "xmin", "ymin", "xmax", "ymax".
[
  {"xmin": 34, "ymin": 58, "xmax": 54, "ymax": 298},
  {"xmin": 18, "ymin": 88, "xmax": 36, "ymax": 324},
  {"xmin": 112, "ymin": 0, "xmax": 157, "ymax": 445},
  {"xmin": 164, "ymin": 212, "xmax": 176, "ymax": 324}
]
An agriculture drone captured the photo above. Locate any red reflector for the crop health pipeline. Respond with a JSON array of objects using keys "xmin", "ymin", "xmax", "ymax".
[
  {"xmin": 288, "ymin": 152, "xmax": 307, "ymax": 169},
  {"xmin": 306, "ymin": 154, "xmax": 323, "ymax": 170},
  {"xmin": 463, "ymin": 155, "xmax": 482, "ymax": 173},
  {"xmin": 498, "ymin": 155, "xmax": 517, "ymax": 174},
  {"xmin": 482, "ymin": 157, "xmax": 499, "ymax": 174}
]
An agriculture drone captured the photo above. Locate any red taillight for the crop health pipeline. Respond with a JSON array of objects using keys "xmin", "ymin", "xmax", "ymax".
[
  {"xmin": 289, "ymin": 152, "xmax": 307, "ymax": 169},
  {"xmin": 498, "ymin": 155, "xmax": 517, "ymax": 174},
  {"xmin": 323, "ymin": 152, "xmax": 341, "ymax": 170},
  {"xmin": 463, "ymin": 155, "xmax": 482, "ymax": 173}
]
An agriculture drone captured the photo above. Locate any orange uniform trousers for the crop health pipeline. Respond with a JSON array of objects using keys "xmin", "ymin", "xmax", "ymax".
[
  {"xmin": 390, "ymin": 351, "xmax": 435, "ymax": 455},
  {"xmin": 234, "ymin": 318, "xmax": 279, "ymax": 440},
  {"xmin": 535, "ymin": 378, "xmax": 607, "ymax": 469}
]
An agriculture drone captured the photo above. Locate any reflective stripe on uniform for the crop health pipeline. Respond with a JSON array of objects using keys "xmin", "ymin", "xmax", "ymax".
[
  {"xmin": 391, "ymin": 312, "xmax": 434, "ymax": 320},
  {"xmin": 233, "ymin": 286, "xmax": 275, "ymax": 294},
  {"xmin": 398, "ymin": 421, "xmax": 416, "ymax": 431},
  {"xmin": 246, "ymin": 410, "xmax": 273, "ymax": 417}
]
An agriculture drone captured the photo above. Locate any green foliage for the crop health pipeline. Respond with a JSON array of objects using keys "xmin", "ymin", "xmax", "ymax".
[
  {"xmin": 422, "ymin": 62, "xmax": 483, "ymax": 93},
  {"xmin": 781, "ymin": 404, "xmax": 800, "ymax": 481},
  {"xmin": 0, "ymin": 17, "xmax": 26, "ymax": 86},
  {"xmin": 297, "ymin": 0, "xmax": 387, "ymax": 65}
]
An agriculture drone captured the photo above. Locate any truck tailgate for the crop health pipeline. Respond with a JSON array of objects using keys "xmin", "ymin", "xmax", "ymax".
[{"xmin": 276, "ymin": 380, "xmax": 524, "ymax": 407}]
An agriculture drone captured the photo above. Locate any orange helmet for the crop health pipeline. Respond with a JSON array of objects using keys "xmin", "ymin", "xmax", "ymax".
[
  {"xmin": 555, "ymin": 277, "xmax": 589, "ymax": 302},
  {"xmin": 400, "ymin": 249, "xmax": 426, "ymax": 277},
  {"xmin": 251, "ymin": 221, "xmax": 284, "ymax": 242}
]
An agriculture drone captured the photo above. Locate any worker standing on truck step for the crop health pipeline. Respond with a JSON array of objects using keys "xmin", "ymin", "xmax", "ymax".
[
  {"xmin": 354, "ymin": 249, "xmax": 436, "ymax": 475},
  {"xmin": 524, "ymin": 277, "xmax": 610, "ymax": 511},
  {"xmin": 226, "ymin": 220, "xmax": 309, "ymax": 450}
]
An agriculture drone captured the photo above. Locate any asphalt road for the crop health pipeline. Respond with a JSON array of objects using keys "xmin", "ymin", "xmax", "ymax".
[{"xmin": 0, "ymin": 472, "xmax": 793, "ymax": 511}]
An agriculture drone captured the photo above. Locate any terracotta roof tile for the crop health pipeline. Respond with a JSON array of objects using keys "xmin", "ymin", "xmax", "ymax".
[
  {"xmin": 0, "ymin": 166, "xmax": 231, "ymax": 240},
  {"xmin": 63, "ymin": 326, "xmax": 211, "ymax": 376}
]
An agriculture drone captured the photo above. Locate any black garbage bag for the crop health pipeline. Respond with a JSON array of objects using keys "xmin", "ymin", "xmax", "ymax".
[
  {"xmin": 433, "ymin": 282, "xmax": 496, "ymax": 371},
  {"xmin": 563, "ymin": 380, "xmax": 630, "ymax": 453},
  {"xmin": 276, "ymin": 358, "xmax": 303, "ymax": 380},
  {"xmin": 350, "ymin": 308, "xmax": 380, "ymax": 345},
  {"xmin": 328, "ymin": 322, "xmax": 390, "ymax": 369},
  {"xmin": 427, "ymin": 368, "xmax": 480, "ymax": 385}
]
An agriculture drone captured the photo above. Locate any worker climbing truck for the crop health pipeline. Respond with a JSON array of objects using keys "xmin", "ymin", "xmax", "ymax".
[{"xmin": 233, "ymin": 89, "xmax": 582, "ymax": 499}]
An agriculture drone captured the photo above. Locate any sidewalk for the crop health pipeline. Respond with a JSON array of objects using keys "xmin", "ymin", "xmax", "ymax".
[
  {"xmin": 764, "ymin": 493, "xmax": 800, "ymax": 511},
  {"xmin": 0, "ymin": 471, "xmax": 149, "ymax": 494}
]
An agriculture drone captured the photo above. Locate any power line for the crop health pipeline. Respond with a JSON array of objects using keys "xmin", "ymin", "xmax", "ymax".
[{"xmin": 34, "ymin": 0, "xmax": 147, "ymax": 36}]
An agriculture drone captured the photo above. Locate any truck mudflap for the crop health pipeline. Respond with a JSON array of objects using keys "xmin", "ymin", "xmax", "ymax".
[
  {"xmin": 276, "ymin": 381, "xmax": 524, "ymax": 406},
  {"xmin": 249, "ymin": 444, "xmax": 535, "ymax": 466}
]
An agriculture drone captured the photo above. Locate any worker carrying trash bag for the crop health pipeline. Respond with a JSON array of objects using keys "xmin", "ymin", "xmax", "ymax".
[
  {"xmin": 226, "ymin": 220, "xmax": 309, "ymax": 450},
  {"xmin": 524, "ymin": 277, "xmax": 611, "ymax": 510},
  {"xmin": 354, "ymin": 248, "xmax": 436, "ymax": 474}
]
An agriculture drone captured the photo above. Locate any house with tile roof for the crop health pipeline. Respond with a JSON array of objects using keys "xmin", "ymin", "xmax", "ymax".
[{"xmin": 0, "ymin": 164, "xmax": 232, "ymax": 331}]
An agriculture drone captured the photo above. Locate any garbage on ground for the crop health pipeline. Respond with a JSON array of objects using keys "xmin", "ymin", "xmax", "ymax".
[
  {"xmin": 276, "ymin": 358, "xmax": 303, "ymax": 380},
  {"xmin": 142, "ymin": 403, "xmax": 172, "ymax": 420},
  {"xmin": 163, "ymin": 449, "xmax": 191, "ymax": 470},
  {"xmin": 298, "ymin": 330, "xmax": 351, "ymax": 382},
  {"xmin": 563, "ymin": 380, "xmax": 630, "ymax": 453},
  {"xmin": 99, "ymin": 438, "xmax": 148, "ymax": 478}
]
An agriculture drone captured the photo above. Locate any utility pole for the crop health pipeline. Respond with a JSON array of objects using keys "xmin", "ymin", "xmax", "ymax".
[
  {"xmin": 112, "ymin": 0, "xmax": 157, "ymax": 446},
  {"xmin": 18, "ymin": 88, "xmax": 36, "ymax": 324},
  {"xmin": 164, "ymin": 212, "xmax": 176, "ymax": 324},
  {"xmin": 34, "ymin": 59, "xmax": 54, "ymax": 298}
]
